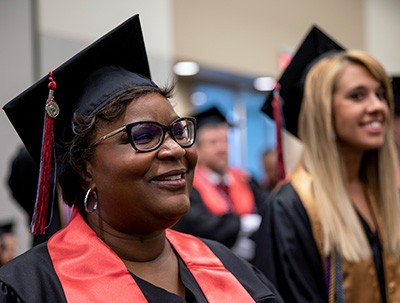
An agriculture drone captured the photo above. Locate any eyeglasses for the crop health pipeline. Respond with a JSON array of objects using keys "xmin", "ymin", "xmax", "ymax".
[{"xmin": 93, "ymin": 117, "xmax": 197, "ymax": 152}]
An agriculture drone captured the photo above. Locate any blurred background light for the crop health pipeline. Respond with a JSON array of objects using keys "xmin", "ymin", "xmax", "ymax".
[
  {"xmin": 191, "ymin": 91, "xmax": 207, "ymax": 106},
  {"xmin": 173, "ymin": 61, "xmax": 200, "ymax": 76},
  {"xmin": 253, "ymin": 76, "xmax": 275, "ymax": 91}
]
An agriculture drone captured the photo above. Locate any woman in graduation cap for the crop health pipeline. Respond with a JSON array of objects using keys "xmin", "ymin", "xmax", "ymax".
[
  {"xmin": 255, "ymin": 26, "xmax": 400, "ymax": 303},
  {"xmin": 0, "ymin": 15, "xmax": 282, "ymax": 303}
]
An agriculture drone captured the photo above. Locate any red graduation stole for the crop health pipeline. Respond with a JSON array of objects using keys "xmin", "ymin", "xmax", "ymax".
[
  {"xmin": 193, "ymin": 165, "xmax": 255, "ymax": 215},
  {"xmin": 48, "ymin": 208, "xmax": 255, "ymax": 302}
]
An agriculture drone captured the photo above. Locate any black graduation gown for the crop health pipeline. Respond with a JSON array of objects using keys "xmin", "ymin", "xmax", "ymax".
[
  {"xmin": 173, "ymin": 188, "xmax": 241, "ymax": 248},
  {"xmin": 254, "ymin": 183, "xmax": 386, "ymax": 303},
  {"xmin": 0, "ymin": 237, "xmax": 283, "ymax": 302},
  {"xmin": 173, "ymin": 179, "xmax": 267, "ymax": 249}
]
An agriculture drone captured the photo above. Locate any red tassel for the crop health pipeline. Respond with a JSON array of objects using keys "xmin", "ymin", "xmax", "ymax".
[
  {"xmin": 272, "ymin": 82, "xmax": 286, "ymax": 181},
  {"xmin": 31, "ymin": 72, "xmax": 58, "ymax": 235}
]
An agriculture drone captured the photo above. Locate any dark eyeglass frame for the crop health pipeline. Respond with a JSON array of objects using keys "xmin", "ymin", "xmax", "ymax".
[{"xmin": 92, "ymin": 116, "xmax": 197, "ymax": 152}]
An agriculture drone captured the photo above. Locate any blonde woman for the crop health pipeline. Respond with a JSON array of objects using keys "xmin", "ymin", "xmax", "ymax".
[{"xmin": 255, "ymin": 50, "xmax": 400, "ymax": 303}]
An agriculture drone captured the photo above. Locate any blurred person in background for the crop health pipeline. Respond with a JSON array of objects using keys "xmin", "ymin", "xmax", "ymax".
[
  {"xmin": 391, "ymin": 77, "xmax": 400, "ymax": 186},
  {"xmin": 259, "ymin": 149, "xmax": 279, "ymax": 199},
  {"xmin": 7, "ymin": 145, "xmax": 71, "ymax": 246},
  {"xmin": 0, "ymin": 222, "xmax": 17, "ymax": 267},
  {"xmin": 173, "ymin": 106, "xmax": 266, "ymax": 263}
]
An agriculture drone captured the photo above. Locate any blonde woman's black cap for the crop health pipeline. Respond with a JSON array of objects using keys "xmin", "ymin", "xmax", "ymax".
[
  {"xmin": 3, "ymin": 14, "xmax": 157, "ymax": 164},
  {"xmin": 261, "ymin": 25, "xmax": 345, "ymax": 137}
]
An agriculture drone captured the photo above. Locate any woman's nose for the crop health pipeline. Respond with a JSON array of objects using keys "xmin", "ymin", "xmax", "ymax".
[
  {"xmin": 157, "ymin": 134, "xmax": 186, "ymax": 158},
  {"xmin": 366, "ymin": 93, "xmax": 388, "ymax": 112}
]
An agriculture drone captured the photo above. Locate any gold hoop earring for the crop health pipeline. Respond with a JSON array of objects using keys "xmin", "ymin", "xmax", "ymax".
[{"xmin": 84, "ymin": 188, "xmax": 98, "ymax": 213}]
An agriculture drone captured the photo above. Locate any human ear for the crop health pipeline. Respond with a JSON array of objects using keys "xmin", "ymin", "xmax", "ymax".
[{"xmin": 81, "ymin": 161, "xmax": 94, "ymax": 188}]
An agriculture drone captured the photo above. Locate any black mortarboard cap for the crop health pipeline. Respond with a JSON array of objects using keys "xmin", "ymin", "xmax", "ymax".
[
  {"xmin": 0, "ymin": 222, "xmax": 14, "ymax": 237},
  {"xmin": 3, "ymin": 14, "xmax": 154, "ymax": 164},
  {"xmin": 2, "ymin": 14, "xmax": 157, "ymax": 234},
  {"xmin": 261, "ymin": 25, "xmax": 345, "ymax": 137},
  {"xmin": 392, "ymin": 76, "xmax": 400, "ymax": 115},
  {"xmin": 193, "ymin": 106, "xmax": 231, "ymax": 129}
]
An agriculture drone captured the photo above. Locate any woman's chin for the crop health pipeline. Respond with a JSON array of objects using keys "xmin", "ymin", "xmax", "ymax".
[{"xmin": 153, "ymin": 196, "xmax": 190, "ymax": 227}]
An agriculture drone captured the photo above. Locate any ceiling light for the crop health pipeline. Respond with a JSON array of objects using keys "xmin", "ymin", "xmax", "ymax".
[
  {"xmin": 253, "ymin": 76, "xmax": 275, "ymax": 91},
  {"xmin": 173, "ymin": 61, "xmax": 200, "ymax": 76}
]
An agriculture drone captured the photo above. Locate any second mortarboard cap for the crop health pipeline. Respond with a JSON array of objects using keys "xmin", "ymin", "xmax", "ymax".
[
  {"xmin": 261, "ymin": 25, "xmax": 345, "ymax": 137},
  {"xmin": 3, "ymin": 14, "xmax": 157, "ymax": 234},
  {"xmin": 0, "ymin": 222, "xmax": 14, "ymax": 238},
  {"xmin": 193, "ymin": 106, "xmax": 231, "ymax": 129}
]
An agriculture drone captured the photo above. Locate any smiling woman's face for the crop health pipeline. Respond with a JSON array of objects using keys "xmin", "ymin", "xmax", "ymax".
[
  {"xmin": 87, "ymin": 93, "xmax": 197, "ymax": 234},
  {"xmin": 333, "ymin": 63, "xmax": 389, "ymax": 154}
]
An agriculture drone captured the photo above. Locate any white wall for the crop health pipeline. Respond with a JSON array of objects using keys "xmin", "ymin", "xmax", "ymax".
[
  {"xmin": 173, "ymin": 0, "xmax": 365, "ymax": 77},
  {"xmin": 0, "ymin": 0, "xmax": 34, "ymax": 253},
  {"xmin": 365, "ymin": 0, "xmax": 400, "ymax": 74},
  {"xmin": 38, "ymin": 0, "xmax": 174, "ymax": 85}
]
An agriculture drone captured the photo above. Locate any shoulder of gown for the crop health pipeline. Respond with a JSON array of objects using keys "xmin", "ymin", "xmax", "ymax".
[
  {"xmin": 0, "ymin": 242, "xmax": 66, "ymax": 302},
  {"xmin": 254, "ymin": 182, "xmax": 326, "ymax": 303}
]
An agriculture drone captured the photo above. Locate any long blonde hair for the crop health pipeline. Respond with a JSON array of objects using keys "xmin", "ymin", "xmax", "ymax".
[{"xmin": 298, "ymin": 50, "xmax": 400, "ymax": 261}]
